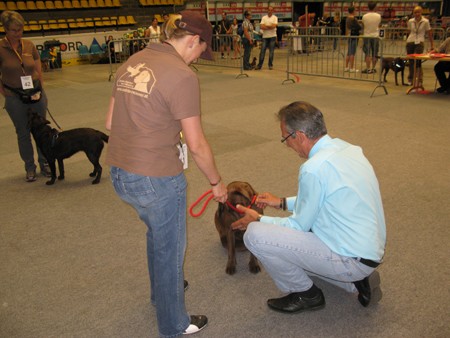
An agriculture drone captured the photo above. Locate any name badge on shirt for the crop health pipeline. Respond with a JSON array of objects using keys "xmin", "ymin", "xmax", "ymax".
[
  {"xmin": 177, "ymin": 142, "xmax": 188, "ymax": 170},
  {"xmin": 20, "ymin": 76, "xmax": 34, "ymax": 90}
]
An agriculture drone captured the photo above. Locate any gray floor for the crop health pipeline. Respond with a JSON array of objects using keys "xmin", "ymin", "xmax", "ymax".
[{"xmin": 1, "ymin": 55, "xmax": 449, "ymax": 338}]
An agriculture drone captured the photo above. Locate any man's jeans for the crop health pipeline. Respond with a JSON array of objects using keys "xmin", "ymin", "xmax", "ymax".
[
  {"xmin": 258, "ymin": 37, "xmax": 276, "ymax": 68},
  {"xmin": 242, "ymin": 37, "xmax": 253, "ymax": 70},
  {"xmin": 110, "ymin": 167, "xmax": 190, "ymax": 338},
  {"xmin": 244, "ymin": 222, "xmax": 375, "ymax": 294}
]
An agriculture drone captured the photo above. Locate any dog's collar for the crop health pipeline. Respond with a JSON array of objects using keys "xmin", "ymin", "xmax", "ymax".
[
  {"xmin": 51, "ymin": 129, "xmax": 59, "ymax": 147},
  {"xmin": 226, "ymin": 195, "xmax": 257, "ymax": 214}
]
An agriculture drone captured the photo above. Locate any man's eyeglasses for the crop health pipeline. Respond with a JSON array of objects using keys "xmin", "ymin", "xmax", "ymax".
[{"xmin": 281, "ymin": 131, "xmax": 296, "ymax": 143}]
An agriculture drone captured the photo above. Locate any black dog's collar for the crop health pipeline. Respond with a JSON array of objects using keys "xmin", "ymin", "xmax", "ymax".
[{"xmin": 51, "ymin": 129, "xmax": 59, "ymax": 148}]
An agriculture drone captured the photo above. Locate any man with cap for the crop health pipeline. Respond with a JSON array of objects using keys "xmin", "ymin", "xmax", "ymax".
[{"xmin": 106, "ymin": 11, "xmax": 227, "ymax": 337}]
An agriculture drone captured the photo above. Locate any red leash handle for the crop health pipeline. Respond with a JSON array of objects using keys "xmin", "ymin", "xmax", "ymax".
[{"xmin": 189, "ymin": 189, "xmax": 214, "ymax": 217}]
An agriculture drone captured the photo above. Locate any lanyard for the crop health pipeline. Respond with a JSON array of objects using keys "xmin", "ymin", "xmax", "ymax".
[
  {"xmin": 5, "ymin": 37, "xmax": 26, "ymax": 75},
  {"xmin": 413, "ymin": 19, "xmax": 423, "ymax": 37}
]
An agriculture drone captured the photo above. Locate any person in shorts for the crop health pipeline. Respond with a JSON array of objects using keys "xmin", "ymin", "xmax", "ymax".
[{"xmin": 361, "ymin": 2, "xmax": 381, "ymax": 74}]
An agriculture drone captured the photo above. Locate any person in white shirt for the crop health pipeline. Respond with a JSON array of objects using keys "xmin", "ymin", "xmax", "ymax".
[
  {"xmin": 405, "ymin": 6, "xmax": 434, "ymax": 84},
  {"xmin": 255, "ymin": 6, "xmax": 278, "ymax": 70},
  {"xmin": 361, "ymin": 2, "xmax": 381, "ymax": 74},
  {"xmin": 144, "ymin": 17, "xmax": 161, "ymax": 43}
]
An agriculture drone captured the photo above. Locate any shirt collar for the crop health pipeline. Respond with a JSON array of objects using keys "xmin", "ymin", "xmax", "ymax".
[
  {"xmin": 308, "ymin": 134, "xmax": 331, "ymax": 158},
  {"xmin": 147, "ymin": 42, "xmax": 184, "ymax": 61}
]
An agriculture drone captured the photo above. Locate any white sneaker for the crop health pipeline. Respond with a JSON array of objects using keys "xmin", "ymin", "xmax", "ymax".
[
  {"xmin": 349, "ymin": 68, "xmax": 359, "ymax": 73},
  {"xmin": 183, "ymin": 315, "xmax": 208, "ymax": 335},
  {"xmin": 344, "ymin": 68, "xmax": 350, "ymax": 72}
]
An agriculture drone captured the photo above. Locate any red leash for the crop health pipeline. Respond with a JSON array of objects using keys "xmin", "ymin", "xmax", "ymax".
[
  {"xmin": 225, "ymin": 195, "xmax": 257, "ymax": 214},
  {"xmin": 189, "ymin": 190, "xmax": 257, "ymax": 217},
  {"xmin": 189, "ymin": 190, "xmax": 215, "ymax": 217}
]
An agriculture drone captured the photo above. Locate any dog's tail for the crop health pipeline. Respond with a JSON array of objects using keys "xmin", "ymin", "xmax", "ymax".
[{"xmin": 97, "ymin": 131, "xmax": 109, "ymax": 143}]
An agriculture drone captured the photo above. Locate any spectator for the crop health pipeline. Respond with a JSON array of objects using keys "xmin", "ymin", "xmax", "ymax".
[
  {"xmin": 361, "ymin": 2, "xmax": 381, "ymax": 74},
  {"xmin": 144, "ymin": 17, "xmax": 161, "ymax": 43},
  {"xmin": 431, "ymin": 37, "xmax": 450, "ymax": 94},
  {"xmin": 106, "ymin": 35, "xmax": 116, "ymax": 63},
  {"xmin": 298, "ymin": 12, "xmax": 316, "ymax": 28},
  {"xmin": 242, "ymin": 11, "xmax": 255, "ymax": 70},
  {"xmin": 231, "ymin": 101, "xmax": 386, "ymax": 314},
  {"xmin": 230, "ymin": 18, "xmax": 241, "ymax": 59},
  {"xmin": 345, "ymin": 6, "xmax": 361, "ymax": 73},
  {"xmin": 129, "ymin": 30, "xmax": 144, "ymax": 56},
  {"xmin": 255, "ymin": 6, "xmax": 278, "ymax": 70},
  {"xmin": 105, "ymin": 11, "xmax": 227, "ymax": 337},
  {"xmin": 316, "ymin": 13, "xmax": 332, "ymax": 51},
  {"xmin": 297, "ymin": 12, "xmax": 316, "ymax": 54},
  {"xmin": 405, "ymin": 6, "xmax": 434, "ymax": 85},
  {"xmin": 216, "ymin": 12, "xmax": 231, "ymax": 59},
  {"xmin": 0, "ymin": 10, "xmax": 51, "ymax": 182}
]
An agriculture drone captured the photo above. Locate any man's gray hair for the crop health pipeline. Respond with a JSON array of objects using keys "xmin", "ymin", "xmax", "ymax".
[{"xmin": 277, "ymin": 101, "xmax": 327, "ymax": 140}]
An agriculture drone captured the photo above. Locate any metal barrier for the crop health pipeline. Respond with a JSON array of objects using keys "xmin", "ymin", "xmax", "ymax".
[
  {"xmin": 108, "ymin": 34, "xmax": 246, "ymax": 80},
  {"xmin": 284, "ymin": 35, "xmax": 387, "ymax": 97},
  {"xmin": 194, "ymin": 34, "xmax": 247, "ymax": 79},
  {"xmin": 108, "ymin": 37, "xmax": 148, "ymax": 81},
  {"xmin": 381, "ymin": 27, "xmax": 446, "ymax": 56},
  {"xmin": 290, "ymin": 27, "xmax": 341, "ymax": 54}
]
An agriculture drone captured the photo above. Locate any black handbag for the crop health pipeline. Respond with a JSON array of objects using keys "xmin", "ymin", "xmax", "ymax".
[{"xmin": 3, "ymin": 79, "xmax": 42, "ymax": 104}]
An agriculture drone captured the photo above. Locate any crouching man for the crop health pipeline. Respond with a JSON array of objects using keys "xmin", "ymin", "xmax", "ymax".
[{"xmin": 232, "ymin": 101, "xmax": 386, "ymax": 313}]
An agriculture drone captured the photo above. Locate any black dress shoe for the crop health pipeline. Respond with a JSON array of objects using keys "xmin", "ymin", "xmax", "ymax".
[
  {"xmin": 267, "ymin": 289, "xmax": 325, "ymax": 313},
  {"xmin": 353, "ymin": 270, "xmax": 382, "ymax": 307}
]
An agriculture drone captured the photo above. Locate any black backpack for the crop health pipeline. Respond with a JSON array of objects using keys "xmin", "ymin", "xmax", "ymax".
[
  {"xmin": 350, "ymin": 18, "xmax": 361, "ymax": 36},
  {"xmin": 237, "ymin": 23, "xmax": 244, "ymax": 37}
]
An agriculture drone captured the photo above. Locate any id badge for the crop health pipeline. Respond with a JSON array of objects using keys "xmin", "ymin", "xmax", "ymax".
[
  {"xmin": 21, "ymin": 76, "xmax": 34, "ymax": 90},
  {"xmin": 177, "ymin": 142, "xmax": 188, "ymax": 170}
]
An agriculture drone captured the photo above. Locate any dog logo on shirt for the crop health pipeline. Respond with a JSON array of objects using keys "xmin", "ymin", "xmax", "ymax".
[{"xmin": 117, "ymin": 62, "xmax": 156, "ymax": 97}]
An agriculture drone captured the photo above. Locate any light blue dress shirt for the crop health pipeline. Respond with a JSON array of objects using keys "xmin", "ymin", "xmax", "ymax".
[{"xmin": 260, "ymin": 135, "xmax": 386, "ymax": 261}]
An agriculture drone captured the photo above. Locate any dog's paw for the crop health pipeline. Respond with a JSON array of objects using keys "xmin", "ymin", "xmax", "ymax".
[
  {"xmin": 46, "ymin": 179, "xmax": 55, "ymax": 185},
  {"xmin": 57, "ymin": 175, "xmax": 64, "ymax": 180},
  {"xmin": 249, "ymin": 263, "xmax": 261, "ymax": 274},
  {"xmin": 91, "ymin": 179, "xmax": 100, "ymax": 185},
  {"xmin": 89, "ymin": 172, "xmax": 96, "ymax": 177},
  {"xmin": 226, "ymin": 265, "xmax": 237, "ymax": 275}
]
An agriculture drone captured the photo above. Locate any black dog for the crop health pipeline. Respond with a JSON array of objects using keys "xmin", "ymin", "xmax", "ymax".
[
  {"xmin": 250, "ymin": 57, "xmax": 257, "ymax": 68},
  {"xmin": 29, "ymin": 112, "xmax": 108, "ymax": 185},
  {"xmin": 382, "ymin": 57, "xmax": 408, "ymax": 86},
  {"xmin": 214, "ymin": 181, "xmax": 262, "ymax": 275}
]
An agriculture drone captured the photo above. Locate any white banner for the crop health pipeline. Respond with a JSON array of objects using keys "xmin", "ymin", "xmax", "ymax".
[{"xmin": 29, "ymin": 30, "xmax": 130, "ymax": 61}]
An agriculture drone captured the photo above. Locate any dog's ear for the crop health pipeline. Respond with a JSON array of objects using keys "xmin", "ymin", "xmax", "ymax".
[
  {"xmin": 217, "ymin": 201, "xmax": 226, "ymax": 216},
  {"xmin": 232, "ymin": 185, "xmax": 253, "ymax": 201}
]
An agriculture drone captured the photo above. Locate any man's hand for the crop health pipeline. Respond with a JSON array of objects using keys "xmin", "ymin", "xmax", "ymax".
[
  {"xmin": 231, "ymin": 205, "xmax": 260, "ymax": 231},
  {"xmin": 256, "ymin": 192, "xmax": 281, "ymax": 209}
]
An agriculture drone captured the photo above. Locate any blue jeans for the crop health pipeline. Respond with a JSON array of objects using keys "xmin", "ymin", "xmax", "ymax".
[
  {"xmin": 5, "ymin": 91, "xmax": 48, "ymax": 172},
  {"xmin": 244, "ymin": 222, "xmax": 375, "ymax": 294},
  {"xmin": 258, "ymin": 37, "xmax": 276, "ymax": 68},
  {"xmin": 242, "ymin": 37, "xmax": 253, "ymax": 70},
  {"xmin": 110, "ymin": 167, "xmax": 189, "ymax": 338}
]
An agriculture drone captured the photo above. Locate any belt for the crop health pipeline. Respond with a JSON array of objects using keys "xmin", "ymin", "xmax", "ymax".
[{"xmin": 356, "ymin": 258, "xmax": 380, "ymax": 268}]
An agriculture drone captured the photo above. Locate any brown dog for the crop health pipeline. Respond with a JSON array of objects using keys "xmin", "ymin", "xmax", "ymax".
[{"xmin": 214, "ymin": 181, "xmax": 262, "ymax": 275}]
